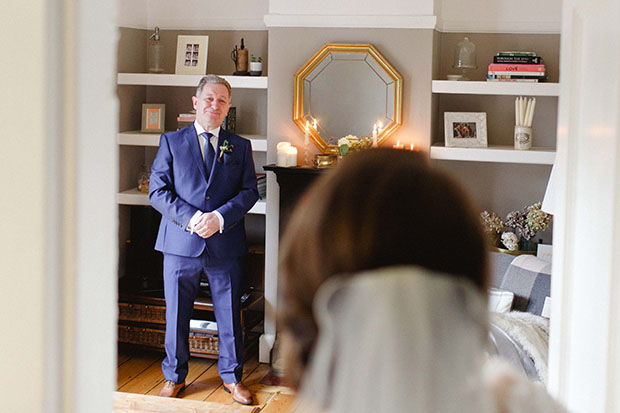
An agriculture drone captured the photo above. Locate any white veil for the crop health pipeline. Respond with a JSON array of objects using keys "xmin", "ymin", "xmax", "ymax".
[{"xmin": 296, "ymin": 266, "xmax": 493, "ymax": 413}]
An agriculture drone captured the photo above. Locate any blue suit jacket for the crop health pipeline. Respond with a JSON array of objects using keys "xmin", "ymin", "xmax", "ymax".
[{"xmin": 149, "ymin": 126, "xmax": 259, "ymax": 259}]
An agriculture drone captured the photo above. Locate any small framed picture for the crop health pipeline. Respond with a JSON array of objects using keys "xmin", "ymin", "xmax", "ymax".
[
  {"xmin": 444, "ymin": 112, "xmax": 488, "ymax": 148},
  {"xmin": 175, "ymin": 35, "xmax": 209, "ymax": 75},
  {"xmin": 141, "ymin": 104, "xmax": 165, "ymax": 133}
]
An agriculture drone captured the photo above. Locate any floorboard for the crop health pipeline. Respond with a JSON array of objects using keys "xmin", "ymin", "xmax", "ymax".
[{"xmin": 116, "ymin": 346, "xmax": 295, "ymax": 412}]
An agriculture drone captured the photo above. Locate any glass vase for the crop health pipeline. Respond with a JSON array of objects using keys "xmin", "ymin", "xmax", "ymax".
[{"xmin": 519, "ymin": 239, "xmax": 537, "ymax": 252}]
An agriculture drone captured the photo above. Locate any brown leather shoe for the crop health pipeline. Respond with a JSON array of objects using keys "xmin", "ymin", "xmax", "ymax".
[
  {"xmin": 223, "ymin": 381, "xmax": 253, "ymax": 405},
  {"xmin": 158, "ymin": 380, "xmax": 185, "ymax": 397}
]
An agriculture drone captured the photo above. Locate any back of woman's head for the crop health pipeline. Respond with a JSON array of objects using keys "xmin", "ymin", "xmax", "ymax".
[{"xmin": 278, "ymin": 148, "xmax": 488, "ymax": 386}]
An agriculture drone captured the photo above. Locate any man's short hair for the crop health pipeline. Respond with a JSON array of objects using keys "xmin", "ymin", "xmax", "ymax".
[{"xmin": 196, "ymin": 75, "xmax": 232, "ymax": 99}]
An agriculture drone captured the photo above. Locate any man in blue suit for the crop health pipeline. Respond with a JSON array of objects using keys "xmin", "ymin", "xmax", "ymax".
[{"xmin": 149, "ymin": 75, "xmax": 259, "ymax": 404}]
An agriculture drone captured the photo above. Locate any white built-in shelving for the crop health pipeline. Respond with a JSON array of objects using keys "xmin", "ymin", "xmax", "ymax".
[
  {"xmin": 117, "ymin": 73, "xmax": 268, "ymax": 216},
  {"xmin": 117, "ymin": 73, "xmax": 268, "ymax": 89},
  {"xmin": 431, "ymin": 80, "xmax": 559, "ymax": 164}
]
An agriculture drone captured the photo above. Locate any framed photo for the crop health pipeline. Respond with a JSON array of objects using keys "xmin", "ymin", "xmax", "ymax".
[
  {"xmin": 444, "ymin": 112, "xmax": 488, "ymax": 148},
  {"xmin": 141, "ymin": 104, "xmax": 165, "ymax": 133},
  {"xmin": 175, "ymin": 35, "xmax": 209, "ymax": 75}
]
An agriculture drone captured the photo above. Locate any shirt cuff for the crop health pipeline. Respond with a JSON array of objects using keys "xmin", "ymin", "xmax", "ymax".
[
  {"xmin": 213, "ymin": 210, "xmax": 224, "ymax": 233},
  {"xmin": 187, "ymin": 210, "xmax": 203, "ymax": 234}
]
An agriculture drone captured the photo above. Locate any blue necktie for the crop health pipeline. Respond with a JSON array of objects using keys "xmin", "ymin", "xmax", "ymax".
[{"xmin": 203, "ymin": 132, "xmax": 215, "ymax": 177}]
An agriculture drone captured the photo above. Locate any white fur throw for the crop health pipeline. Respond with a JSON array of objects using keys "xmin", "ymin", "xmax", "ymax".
[{"xmin": 490, "ymin": 311, "xmax": 550, "ymax": 383}]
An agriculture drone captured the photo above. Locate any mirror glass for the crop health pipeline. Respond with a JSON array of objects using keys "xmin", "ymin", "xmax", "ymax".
[{"xmin": 294, "ymin": 44, "xmax": 403, "ymax": 153}]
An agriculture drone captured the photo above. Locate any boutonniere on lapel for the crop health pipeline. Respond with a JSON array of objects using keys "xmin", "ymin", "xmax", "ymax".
[{"xmin": 217, "ymin": 140, "xmax": 234, "ymax": 162}]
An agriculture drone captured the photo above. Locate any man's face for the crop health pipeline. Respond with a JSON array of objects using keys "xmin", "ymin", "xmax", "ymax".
[{"xmin": 192, "ymin": 83, "xmax": 231, "ymax": 131}]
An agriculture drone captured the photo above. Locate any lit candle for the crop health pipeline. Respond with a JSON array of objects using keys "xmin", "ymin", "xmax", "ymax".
[
  {"xmin": 393, "ymin": 140, "xmax": 404, "ymax": 149},
  {"xmin": 276, "ymin": 141, "xmax": 291, "ymax": 166},
  {"xmin": 372, "ymin": 124, "xmax": 378, "ymax": 147},
  {"xmin": 410, "ymin": 143, "xmax": 415, "ymax": 151},
  {"xmin": 304, "ymin": 121, "xmax": 310, "ymax": 145},
  {"xmin": 286, "ymin": 146, "xmax": 298, "ymax": 167}
]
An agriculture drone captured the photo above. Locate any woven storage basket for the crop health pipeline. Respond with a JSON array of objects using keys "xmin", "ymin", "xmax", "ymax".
[
  {"xmin": 118, "ymin": 325, "xmax": 219, "ymax": 356},
  {"xmin": 118, "ymin": 302, "xmax": 166, "ymax": 324}
]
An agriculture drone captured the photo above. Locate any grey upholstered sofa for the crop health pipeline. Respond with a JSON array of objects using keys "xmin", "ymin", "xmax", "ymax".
[{"xmin": 487, "ymin": 251, "xmax": 552, "ymax": 382}]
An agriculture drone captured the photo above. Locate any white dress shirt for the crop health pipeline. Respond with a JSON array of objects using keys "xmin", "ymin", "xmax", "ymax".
[{"xmin": 187, "ymin": 121, "xmax": 224, "ymax": 234}]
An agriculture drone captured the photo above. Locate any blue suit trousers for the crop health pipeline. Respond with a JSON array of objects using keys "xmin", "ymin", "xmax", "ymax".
[{"xmin": 161, "ymin": 250, "xmax": 244, "ymax": 385}]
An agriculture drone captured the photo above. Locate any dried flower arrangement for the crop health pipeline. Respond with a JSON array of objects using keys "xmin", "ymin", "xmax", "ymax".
[
  {"xmin": 335, "ymin": 135, "xmax": 373, "ymax": 157},
  {"xmin": 480, "ymin": 202, "xmax": 552, "ymax": 251}
]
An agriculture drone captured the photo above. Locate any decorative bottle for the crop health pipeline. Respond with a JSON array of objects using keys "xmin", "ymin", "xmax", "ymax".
[{"xmin": 148, "ymin": 27, "xmax": 164, "ymax": 73}]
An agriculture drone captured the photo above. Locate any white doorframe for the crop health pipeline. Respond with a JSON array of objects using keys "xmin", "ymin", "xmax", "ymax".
[{"xmin": 548, "ymin": 0, "xmax": 620, "ymax": 411}]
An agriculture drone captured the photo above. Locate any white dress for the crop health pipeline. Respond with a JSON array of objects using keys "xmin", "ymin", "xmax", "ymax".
[{"xmin": 293, "ymin": 266, "xmax": 567, "ymax": 413}]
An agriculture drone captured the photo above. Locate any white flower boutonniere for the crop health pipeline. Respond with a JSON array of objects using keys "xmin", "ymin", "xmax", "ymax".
[{"xmin": 218, "ymin": 140, "xmax": 234, "ymax": 162}]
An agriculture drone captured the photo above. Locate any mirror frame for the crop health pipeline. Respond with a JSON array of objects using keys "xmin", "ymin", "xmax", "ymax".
[{"xmin": 293, "ymin": 43, "xmax": 403, "ymax": 154}]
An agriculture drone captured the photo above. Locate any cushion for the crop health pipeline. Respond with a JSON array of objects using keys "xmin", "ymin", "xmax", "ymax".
[
  {"xmin": 498, "ymin": 255, "xmax": 551, "ymax": 316},
  {"xmin": 488, "ymin": 288, "xmax": 514, "ymax": 313}
]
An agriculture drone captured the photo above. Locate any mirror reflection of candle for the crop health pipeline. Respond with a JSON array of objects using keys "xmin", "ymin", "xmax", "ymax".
[
  {"xmin": 313, "ymin": 119, "xmax": 317, "ymax": 130},
  {"xmin": 305, "ymin": 121, "xmax": 309, "ymax": 145},
  {"xmin": 372, "ymin": 123, "xmax": 378, "ymax": 147}
]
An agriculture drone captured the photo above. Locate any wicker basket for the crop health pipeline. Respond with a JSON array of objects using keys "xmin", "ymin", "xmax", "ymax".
[
  {"xmin": 118, "ymin": 302, "xmax": 166, "ymax": 324},
  {"xmin": 118, "ymin": 325, "xmax": 219, "ymax": 356}
]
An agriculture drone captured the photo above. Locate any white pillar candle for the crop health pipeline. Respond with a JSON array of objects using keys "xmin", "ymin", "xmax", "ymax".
[
  {"xmin": 276, "ymin": 141, "xmax": 291, "ymax": 166},
  {"xmin": 286, "ymin": 146, "xmax": 298, "ymax": 167}
]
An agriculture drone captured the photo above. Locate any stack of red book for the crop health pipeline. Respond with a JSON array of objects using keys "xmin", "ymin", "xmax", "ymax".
[{"xmin": 487, "ymin": 52, "xmax": 547, "ymax": 82}]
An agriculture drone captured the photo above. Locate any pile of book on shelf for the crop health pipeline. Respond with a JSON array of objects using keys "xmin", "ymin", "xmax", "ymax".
[
  {"xmin": 256, "ymin": 173, "xmax": 266, "ymax": 200},
  {"xmin": 176, "ymin": 107, "xmax": 237, "ymax": 132},
  {"xmin": 487, "ymin": 51, "xmax": 547, "ymax": 82}
]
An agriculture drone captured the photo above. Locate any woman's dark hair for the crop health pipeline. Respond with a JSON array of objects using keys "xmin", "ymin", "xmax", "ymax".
[{"xmin": 277, "ymin": 148, "xmax": 488, "ymax": 388}]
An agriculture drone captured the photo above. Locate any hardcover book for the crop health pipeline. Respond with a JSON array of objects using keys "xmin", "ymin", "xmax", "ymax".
[
  {"xmin": 497, "ymin": 51, "xmax": 537, "ymax": 57},
  {"xmin": 488, "ymin": 63, "xmax": 545, "ymax": 73},
  {"xmin": 487, "ymin": 71, "xmax": 546, "ymax": 77},
  {"xmin": 493, "ymin": 55, "xmax": 543, "ymax": 64}
]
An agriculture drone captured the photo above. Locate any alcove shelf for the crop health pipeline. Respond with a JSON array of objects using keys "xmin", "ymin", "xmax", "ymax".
[
  {"xmin": 429, "ymin": 143, "xmax": 555, "ymax": 164},
  {"xmin": 116, "ymin": 189, "xmax": 267, "ymax": 215},
  {"xmin": 117, "ymin": 73, "xmax": 268, "ymax": 89},
  {"xmin": 117, "ymin": 131, "xmax": 267, "ymax": 152},
  {"xmin": 432, "ymin": 80, "xmax": 559, "ymax": 96}
]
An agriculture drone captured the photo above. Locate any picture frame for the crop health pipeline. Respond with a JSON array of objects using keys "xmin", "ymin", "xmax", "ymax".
[
  {"xmin": 175, "ymin": 35, "xmax": 209, "ymax": 75},
  {"xmin": 141, "ymin": 104, "xmax": 165, "ymax": 133},
  {"xmin": 444, "ymin": 112, "xmax": 488, "ymax": 148}
]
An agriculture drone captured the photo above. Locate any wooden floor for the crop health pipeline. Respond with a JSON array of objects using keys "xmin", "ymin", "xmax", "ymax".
[{"xmin": 116, "ymin": 346, "xmax": 296, "ymax": 412}]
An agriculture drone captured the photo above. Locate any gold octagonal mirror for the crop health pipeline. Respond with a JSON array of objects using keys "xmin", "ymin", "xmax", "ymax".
[{"xmin": 294, "ymin": 43, "xmax": 403, "ymax": 153}]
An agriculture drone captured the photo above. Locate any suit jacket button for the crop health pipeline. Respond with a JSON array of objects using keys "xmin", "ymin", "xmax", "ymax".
[{"xmin": 206, "ymin": 195, "xmax": 210, "ymax": 200}]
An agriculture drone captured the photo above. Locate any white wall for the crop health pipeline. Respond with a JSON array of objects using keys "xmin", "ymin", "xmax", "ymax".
[
  {"xmin": 0, "ymin": 1, "xmax": 46, "ymax": 410},
  {"xmin": 439, "ymin": 0, "xmax": 562, "ymax": 33},
  {"xmin": 118, "ymin": 0, "xmax": 269, "ymax": 29},
  {"xmin": 2, "ymin": 1, "xmax": 118, "ymax": 411},
  {"xmin": 118, "ymin": 0, "xmax": 562, "ymax": 33}
]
